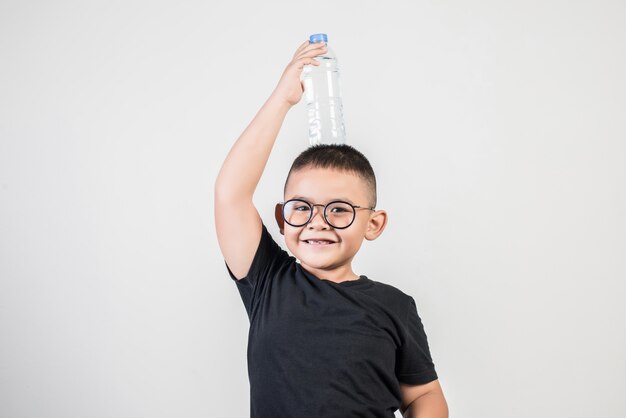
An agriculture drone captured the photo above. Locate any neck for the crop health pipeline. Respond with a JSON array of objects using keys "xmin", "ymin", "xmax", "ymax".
[{"xmin": 300, "ymin": 263, "xmax": 359, "ymax": 283}]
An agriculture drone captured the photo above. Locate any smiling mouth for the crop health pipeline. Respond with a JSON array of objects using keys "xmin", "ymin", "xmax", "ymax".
[{"xmin": 304, "ymin": 240, "xmax": 335, "ymax": 245}]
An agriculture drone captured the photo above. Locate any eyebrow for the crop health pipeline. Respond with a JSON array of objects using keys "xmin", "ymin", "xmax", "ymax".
[{"xmin": 290, "ymin": 195, "xmax": 355, "ymax": 204}]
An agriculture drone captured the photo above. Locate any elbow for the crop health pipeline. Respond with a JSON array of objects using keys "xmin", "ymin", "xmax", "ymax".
[
  {"xmin": 401, "ymin": 391, "xmax": 449, "ymax": 418},
  {"xmin": 214, "ymin": 172, "xmax": 254, "ymax": 203},
  {"xmin": 214, "ymin": 182, "xmax": 256, "ymax": 217}
]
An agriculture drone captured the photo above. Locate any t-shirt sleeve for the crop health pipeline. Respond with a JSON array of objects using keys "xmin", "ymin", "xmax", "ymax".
[
  {"xmin": 224, "ymin": 223, "xmax": 292, "ymax": 320},
  {"xmin": 395, "ymin": 296, "xmax": 439, "ymax": 385}
]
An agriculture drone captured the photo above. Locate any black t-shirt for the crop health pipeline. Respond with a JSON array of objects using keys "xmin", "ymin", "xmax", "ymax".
[{"xmin": 226, "ymin": 224, "xmax": 438, "ymax": 418}]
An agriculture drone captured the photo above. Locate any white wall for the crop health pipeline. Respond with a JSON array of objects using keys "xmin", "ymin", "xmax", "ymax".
[{"xmin": 1, "ymin": 1, "xmax": 625, "ymax": 417}]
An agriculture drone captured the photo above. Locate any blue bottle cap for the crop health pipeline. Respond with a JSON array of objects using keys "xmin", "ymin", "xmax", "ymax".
[{"xmin": 309, "ymin": 33, "xmax": 328, "ymax": 44}]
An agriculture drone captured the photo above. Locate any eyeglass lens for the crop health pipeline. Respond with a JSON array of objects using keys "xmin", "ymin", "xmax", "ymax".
[{"xmin": 283, "ymin": 200, "xmax": 355, "ymax": 228}]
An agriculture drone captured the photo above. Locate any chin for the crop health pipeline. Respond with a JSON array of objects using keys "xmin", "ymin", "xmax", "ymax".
[
  {"xmin": 297, "ymin": 254, "xmax": 327, "ymax": 266},
  {"xmin": 300, "ymin": 253, "xmax": 345, "ymax": 270}
]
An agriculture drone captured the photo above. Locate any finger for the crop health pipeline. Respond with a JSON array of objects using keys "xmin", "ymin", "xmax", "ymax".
[
  {"xmin": 294, "ymin": 39, "xmax": 311, "ymax": 54},
  {"xmin": 295, "ymin": 50, "xmax": 326, "ymax": 62},
  {"xmin": 298, "ymin": 40, "xmax": 326, "ymax": 55},
  {"xmin": 293, "ymin": 39, "xmax": 316, "ymax": 58},
  {"xmin": 291, "ymin": 57, "xmax": 321, "ymax": 71},
  {"xmin": 299, "ymin": 57, "xmax": 321, "ymax": 68},
  {"xmin": 295, "ymin": 43, "xmax": 327, "ymax": 60},
  {"xmin": 307, "ymin": 41, "xmax": 327, "ymax": 50}
]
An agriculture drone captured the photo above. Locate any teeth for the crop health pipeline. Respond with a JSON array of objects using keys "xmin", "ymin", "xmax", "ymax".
[{"xmin": 308, "ymin": 240, "xmax": 332, "ymax": 244}]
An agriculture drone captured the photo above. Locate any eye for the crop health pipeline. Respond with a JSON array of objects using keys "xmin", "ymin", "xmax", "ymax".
[
  {"xmin": 294, "ymin": 205, "xmax": 310, "ymax": 211},
  {"xmin": 330, "ymin": 207, "xmax": 348, "ymax": 213}
]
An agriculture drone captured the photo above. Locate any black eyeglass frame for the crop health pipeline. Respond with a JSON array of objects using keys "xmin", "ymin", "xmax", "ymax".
[{"xmin": 279, "ymin": 198, "xmax": 376, "ymax": 230}]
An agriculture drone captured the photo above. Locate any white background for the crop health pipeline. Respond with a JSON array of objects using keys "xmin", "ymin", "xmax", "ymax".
[{"xmin": 1, "ymin": 0, "xmax": 625, "ymax": 417}]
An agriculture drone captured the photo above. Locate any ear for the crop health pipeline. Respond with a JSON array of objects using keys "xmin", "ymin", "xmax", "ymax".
[
  {"xmin": 364, "ymin": 210, "xmax": 388, "ymax": 241},
  {"xmin": 274, "ymin": 203, "xmax": 285, "ymax": 235}
]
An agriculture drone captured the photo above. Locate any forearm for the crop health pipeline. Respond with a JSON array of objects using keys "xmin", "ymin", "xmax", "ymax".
[
  {"xmin": 215, "ymin": 92, "xmax": 291, "ymax": 201},
  {"xmin": 403, "ymin": 391, "xmax": 449, "ymax": 418}
]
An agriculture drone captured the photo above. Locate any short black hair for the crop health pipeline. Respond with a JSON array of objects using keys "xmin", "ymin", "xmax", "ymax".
[{"xmin": 284, "ymin": 144, "xmax": 377, "ymax": 207}]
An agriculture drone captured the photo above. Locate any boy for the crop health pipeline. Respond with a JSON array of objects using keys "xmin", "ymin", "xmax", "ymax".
[{"xmin": 215, "ymin": 39, "xmax": 448, "ymax": 418}]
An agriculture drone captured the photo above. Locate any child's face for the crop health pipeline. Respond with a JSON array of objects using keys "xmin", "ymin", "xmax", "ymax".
[{"xmin": 281, "ymin": 166, "xmax": 386, "ymax": 280}]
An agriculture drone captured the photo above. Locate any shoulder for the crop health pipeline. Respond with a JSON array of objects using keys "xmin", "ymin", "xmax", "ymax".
[
  {"xmin": 368, "ymin": 278, "xmax": 412, "ymax": 300},
  {"xmin": 231, "ymin": 223, "xmax": 295, "ymax": 285},
  {"xmin": 363, "ymin": 278, "xmax": 414, "ymax": 314}
]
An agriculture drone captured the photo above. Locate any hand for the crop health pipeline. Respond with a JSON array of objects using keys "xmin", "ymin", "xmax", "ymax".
[{"xmin": 270, "ymin": 40, "xmax": 327, "ymax": 107}]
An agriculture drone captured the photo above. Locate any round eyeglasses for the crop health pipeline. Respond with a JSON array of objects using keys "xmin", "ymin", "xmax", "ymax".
[{"xmin": 280, "ymin": 199, "xmax": 375, "ymax": 229}]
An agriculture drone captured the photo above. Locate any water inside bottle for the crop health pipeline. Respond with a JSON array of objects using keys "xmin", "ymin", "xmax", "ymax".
[{"xmin": 303, "ymin": 56, "xmax": 346, "ymax": 145}]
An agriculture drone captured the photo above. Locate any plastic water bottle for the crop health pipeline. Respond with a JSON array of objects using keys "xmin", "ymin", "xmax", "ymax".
[{"xmin": 302, "ymin": 33, "xmax": 346, "ymax": 146}]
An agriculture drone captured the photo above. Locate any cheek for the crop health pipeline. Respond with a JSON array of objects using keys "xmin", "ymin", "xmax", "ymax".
[
  {"xmin": 284, "ymin": 229, "xmax": 301, "ymax": 249},
  {"xmin": 343, "ymin": 222, "xmax": 370, "ymax": 245},
  {"xmin": 337, "ymin": 227, "xmax": 363, "ymax": 244},
  {"xmin": 350, "ymin": 217, "xmax": 371, "ymax": 235}
]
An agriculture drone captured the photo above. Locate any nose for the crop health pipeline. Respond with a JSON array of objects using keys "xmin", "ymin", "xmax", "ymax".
[{"xmin": 307, "ymin": 205, "xmax": 330, "ymax": 229}]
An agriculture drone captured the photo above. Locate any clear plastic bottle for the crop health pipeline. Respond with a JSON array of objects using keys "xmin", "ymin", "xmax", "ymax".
[{"xmin": 302, "ymin": 33, "xmax": 347, "ymax": 146}]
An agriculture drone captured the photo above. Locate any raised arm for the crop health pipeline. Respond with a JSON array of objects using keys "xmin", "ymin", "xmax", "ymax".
[{"xmin": 214, "ymin": 39, "xmax": 327, "ymax": 280}]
